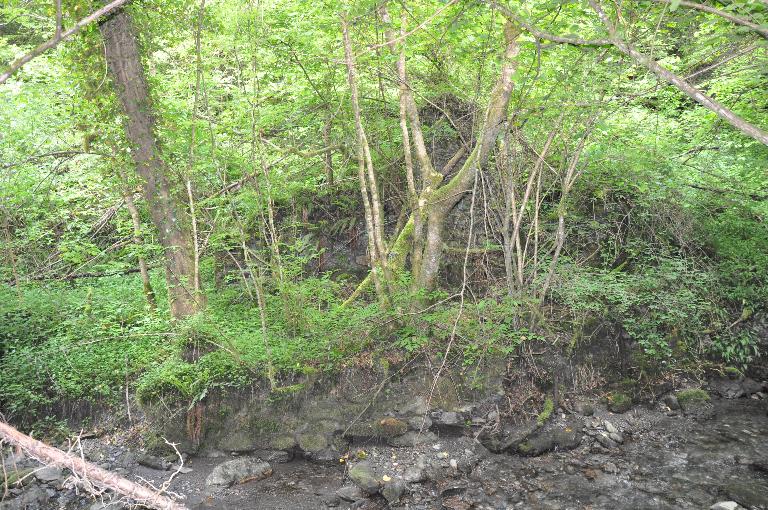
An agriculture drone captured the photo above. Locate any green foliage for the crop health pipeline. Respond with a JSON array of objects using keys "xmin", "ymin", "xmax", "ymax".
[
  {"xmin": 1, "ymin": 0, "xmax": 767, "ymax": 429},
  {"xmin": 537, "ymin": 398, "xmax": 554, "ymax": 426},
  {"xmin": 676, "ymin": 388, "xmax": 710, "ymax": 407}
]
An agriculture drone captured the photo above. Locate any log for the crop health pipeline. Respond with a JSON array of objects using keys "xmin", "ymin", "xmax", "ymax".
[{"xmin": 0, "ymin": 421, "xmax": 188, "ymax": 510}]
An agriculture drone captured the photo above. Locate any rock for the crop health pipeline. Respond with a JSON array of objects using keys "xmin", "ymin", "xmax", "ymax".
[
  {"xmin": 608, "ymin": 432, "xmax": 624, "ymax": 444},
  {"xmin": 403, "ymin": 466, "xmax": 426, "ymax": 483},
  {"xmin": 382, "ymin": 479, "xmax": 406, "ymax": 504},
  {"xmin": 336, "ymin": 484, "xmax": 364, "ymax": 502},
  {"xmin": 296, "ymin": 432, "xmax": 329, "ymax": 454},
  {"xmin": 348, "ymin": 461, "xmax": 380, "ymax": 494},
  {"xmin": 137, "ymin": 453, "xmax": 169, "ymax": 471},
  {"xmin": 710, "ymin": 502, "xmax": 742, "ymax": 510},
  {"xmin": 268, "ymin": 434, "xmax": 298, "ymax": 451},
  {"xmin": 517, "ymin": 416, "xmax": 583, "ymax": 456},
  {"xmin": 89, "ymin": 502, "xmax": 128, "ymax": 510},
  {"xmin": 595, "ymin": 432, "xmax": 618, "ymax": 449},
  {"xmin": 479, "ymin": 420, "xmax": 538, "ymax": 453},
  {"xmin": 0, "ymin": 485, "xmax": 50, "ymax": 510},
  {"xmin": 664, "ymin": 394, "xmax": 681, "ymax": 410},
  {"xmin": 574, "ymin": 401, "xmax": 594, "ymax": 416},
  {"xmin": 406, "ymin": 415, "xmax": 432, "ymax": 431},
  {"xmin": 677, "ymin": 389, "xmax": 714, "ymax": 418},
  {"xmin": 741, "ymin": 378, "xmax": 762, "ymax": 396},
  {"xmin": 205, "ymin": 457, "xmax": 272, "ymax": 487},
  {"xmin": 710, "ymin": 378, "xmax": 744, "ymax": 399},
  {"xmin": 379, "ymin": 417, "xmax": 408, "ymax": 437},
  {"xmin": 388, "ymin": 430, "xmax": 437, "ymax": 447},
  {"xmin": 604, "ymin": 420, "xmax": 618, "ymax": 434},
  {"xmin": 34, "ymin": 466, "xmax": 63, "ymax": 483},
  {"xmin": 442, "ymin": 494, "xmax": 472, "ymax": 510},
  {"xmin": 433, "ymin": 411, "xmax": 462, "ymax": 430},
  {"xmin": 724, "ymin": 481, "xmax": 768, "ymax": 509}
]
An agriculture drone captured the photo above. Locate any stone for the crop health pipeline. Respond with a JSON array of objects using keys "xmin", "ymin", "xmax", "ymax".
[
  {"xmin": 407, "ymin": 415, "xmax": 432, "ymax": 431},
  {"xmin": 517, "ymin": 416, "xmax": 583, "ymax": 456},
  {"xmin": 608, "ymin": 432, "xmax": 624, "ymax": 444},
  {"xmin": 348, "ymin": 461, "xmax": 380, "ymax": 494},
  {"xmin": 604, "ymin": 420, "xmax": 618, "ymax": 434},
  {"xmin": 205, "ymin": 457, "xmax": 272, "ymax": 487},
  {"xmin": 296, "ymin": 432, "xmax": 328, "ymax": 454},
  {"xmin": 710, "ymin": 502, "xmax": 742, "ymax": 510},
  {"xmin": 388, "ymin": 430, "xmax": 437, "ymax": 447},
  {"xmin": 741, "ymin": 378, "xmax": 763, "ymax": 396},
  {"xmin": 574, "ymin": 401, "xmax": 594, "ymax": 416},
  {"xmin": 382, "ymin": 479, "xmax": 406, "ymax": 504},
  {"xmin": 404, "ymin": 466, "xmax": 426, "ymax": 483},
  {"xmin": 595, "ymin": 433, "xmax": 618, "ymax": 449},
  {"xmin": 336, "ymin": 484, "xmax": 364, "ymax": 502},
  {"xmin": 724, "ymin": 481, "xmax": 768, "ymax": 509},
  {"xmin": 664, "ymin": 394, "xmax": 681, "ymax": 410},
  {"xmin": 0, "ymin": 485, "xmax": 50, "ymax": 510},
  {"xmin": 267, "ymin": 434, "xmax": 298, "ymax": 451},
  {"xmin": 137, "ymin": 453, "xmax": 169, "ymax": 471},
  {"xmin": 378, "ymin": 417, "xmax": 408, "ymax": 437},
  {"xmin": 34, "ymin": 466, "xmax": 63, "ymax": 483},
  {"xmin": 710, "ymin": 378, "xmax": 744, "ymax": 399}
]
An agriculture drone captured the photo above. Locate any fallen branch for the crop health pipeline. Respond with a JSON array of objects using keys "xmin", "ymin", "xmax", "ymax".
[{"xmin": 0, "ymin": 421, "xmax": 188, "ymax": 510}]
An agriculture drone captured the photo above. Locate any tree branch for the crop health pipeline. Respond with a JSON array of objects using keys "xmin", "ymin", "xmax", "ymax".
[
  {"xmin": 489, "ymin": 1, "xmax": 612, "ymax": 46},
  {"xmin": 589, "ymin": 0, "xmax": 768, "ymax": 146},
  {"xmin": 651, "ymin": 0, "xmax": 768, "ymax": 39},
  {"xmin": 0, "ymin": 0, "xmax": 132, "ymax": 85}
]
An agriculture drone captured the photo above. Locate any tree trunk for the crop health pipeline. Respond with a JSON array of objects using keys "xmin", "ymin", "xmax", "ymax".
[
  {"xmin": 122, "ymin": 187, "xmax": 157, "ymax": 310},
  {"xmin": 100, "ymin": 10, "xmax": 201, "ymax": 319}
]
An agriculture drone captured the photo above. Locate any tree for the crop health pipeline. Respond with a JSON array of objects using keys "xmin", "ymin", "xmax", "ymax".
[{"xmin": 100, "ymin": 9, "xmax": 202, "ymax": 319}]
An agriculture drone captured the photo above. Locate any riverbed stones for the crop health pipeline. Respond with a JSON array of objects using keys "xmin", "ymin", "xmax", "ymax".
[
  {"xmin": 664, "ymin": 394, "xmax": 681, "ymax": 410},
  {"xmin": 348, "ymin": 461, "xmax": 380, "ymax": 494},
  {"xmin": 205, "ymin": 457, "xmax": 272, "ymax": 487},
  {"xmin": 724, "ymin": 480, "xmax": 768, "ymax": 509},
  {"xmin": 574, "ymin": 401, "xmax": 594, "ymax": 416},
  {"xmin": 136, "ymin": 453, "xmax": 169, "ymax": 471},
  {"xmin": 33, "ymin": 466, "xmax": 63, "ymax": 483},
  {"xmin": 382, "ymin": 479, "xmax": 406, "ymax": 504},
  {"xmin": 710, "ymin": 502, "xmax": 743, "ymax": 510},
  {"xmin": 517, "ymin": 416, "xmax": 583, "ymax": 456},
  {"xmin": 336, "ymin": 484, "xmax": 363, "ymax": 502}
]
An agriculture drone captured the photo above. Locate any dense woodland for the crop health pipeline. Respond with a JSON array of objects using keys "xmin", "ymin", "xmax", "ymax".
[{"xmin": 0, "ymin": 0, "xmax": 767, "ymax": 432}]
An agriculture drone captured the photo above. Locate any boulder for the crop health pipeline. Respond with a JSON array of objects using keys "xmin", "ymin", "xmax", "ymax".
[
  {"xmin": 336, "ymin": 484, "xmax": 364, "ymax": 502},
  {"xmin": 664, "ymin": 394, "xmax": 680, "ymax": 410},
  {"xmin": 724, "ymin": 481, "xmax": 768, "ymax": 509},
  {"xmin": 205, "ymin": 457, "xmax": 272, "ymax": 488},
  {"xmin": 136, "ymin": 453, "xmax": 169, "ymax": 471},
  {"xmin": 710, "ymin": 502, "xmax": 743, "ymax": 510},
  {"xmin": 33, "ymin": 466, "xmax": 63, "ymax": 483},
  {"xmin": 382, "ymin": 479, "xmax": 406, "ymax": 504},
  {"xmin": 348, "ymin": 461, "xmax": 380, "ymax": 494},
  {"xmin": 517, "ymin": 416, "xmax": 583, "ymax": 456}
]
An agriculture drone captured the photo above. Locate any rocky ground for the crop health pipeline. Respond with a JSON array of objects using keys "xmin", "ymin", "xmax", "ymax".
[{"xmin": 2, "ymin": 376, "xmax": 768, "ymax": 510}]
